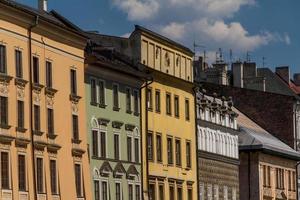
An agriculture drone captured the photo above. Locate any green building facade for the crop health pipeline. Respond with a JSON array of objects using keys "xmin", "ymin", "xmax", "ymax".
[{"xmin": 85, "ymin": 36, "xmax": 147, "ymax": 200}]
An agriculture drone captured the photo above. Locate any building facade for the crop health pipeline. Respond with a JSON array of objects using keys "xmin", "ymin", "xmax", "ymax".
[
  {"xmin": 85, "ymin": 35, "xmax": 148, "ymax": 200},
  {"xmin": 132, "ymin": 26, "xmax": 197, "ymax": 200},
  {"xmin": 196, "ymin": 92, "xmax": 240, "ymax": 200},
  {"xmin": 0, "ymin": 1, "xmax": 92, "ymax": 200},
  {"xmin": 237, "ymin": 108, "xmax": 300, "ymax": 200}
]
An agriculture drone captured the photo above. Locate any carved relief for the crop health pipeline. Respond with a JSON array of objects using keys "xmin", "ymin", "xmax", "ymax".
[
  {"xmin": 46, "ymin": 96, "xmax": 54, "ymax": 108},
  {"xmin": 0, "ymin": 82, "xmax": 9, "ymax": 96},
  {"xmin": 71, "ymin": 102, "xmax": 79, "ymax": 114},
  {"xmin": 33, "ymin": 91, "xmax": 41, "ymax": 105},
  {"xmin": 17, "ymin": 88, "xmax": 25, "ymax": 100}
]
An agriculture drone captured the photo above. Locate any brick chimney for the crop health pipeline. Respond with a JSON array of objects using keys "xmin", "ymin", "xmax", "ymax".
[
  {"xmin": 38, "ymin": 0, "xmax": 48, "ymax": 11},
  {"xmin": 276, "ymin": 66, "xmax": 290, "ymax": 84},
  {"xmin": 294, "ymin": 73, "xmax": 300, "ymax": 86}
]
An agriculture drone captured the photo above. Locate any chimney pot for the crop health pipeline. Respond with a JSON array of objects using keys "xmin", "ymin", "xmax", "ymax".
[{"xmin": 38, "ymin": 0, "xmax": 48, "ymax": 11}]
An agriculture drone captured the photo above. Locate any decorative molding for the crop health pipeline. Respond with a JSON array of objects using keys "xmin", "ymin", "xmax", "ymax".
[
  {"xmin": 98, "ymin": 118, "xmax": 110, "ymax": 126},
  {"xmin": 69, "ymin": 94, "xmax": 82, "ymax": 103},
  {"xmin": 112, "ymin": 121, "xmax": 124, "ymax": 129},
  {"xmin": 113, "ymin": 162, "xmax": 126, "ymax": 178},
  {"xmin": 125, "ymin": 124, "xmax": 136, "ymax": 131},
  {"xmin": 45, "ymin": 87, "xmax": 58, "ymax": 97},
  {"xmin": 15, "ymin": 78, "xmax": 28, "ymax": 87}
]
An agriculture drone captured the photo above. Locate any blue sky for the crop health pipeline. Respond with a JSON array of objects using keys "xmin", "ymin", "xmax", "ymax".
[{"xmin": 17, "ymin": 0, "xmax": 299, "ymax": 76}]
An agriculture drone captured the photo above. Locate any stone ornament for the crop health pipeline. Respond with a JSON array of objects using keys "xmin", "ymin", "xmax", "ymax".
[
  {"xmin": 0, "ymin": 82, "xmax": 9, "ymax": 96},
  {"xmin": 71, "ymin": 102, "xmax": 79, "ymax": 114}
]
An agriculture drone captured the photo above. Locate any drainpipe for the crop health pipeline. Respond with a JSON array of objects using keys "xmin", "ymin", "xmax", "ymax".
[
  {"xmin": 296, "ymin": 161, "xmax": 300, "ymax": 200},
  {"xmin": 248, "ymin": 152, "xmax": 251, "ymax": 200},
  {"xmin": 28, "ymin": 15, "xmax": 39, "ymax": 200},
  {"xmin": 139, "ymin": 76, "xmax": 153, "ymax": 200},
  {"xmin": 192, "ymin": 86, "xmax": 200, "ymax": 200}
]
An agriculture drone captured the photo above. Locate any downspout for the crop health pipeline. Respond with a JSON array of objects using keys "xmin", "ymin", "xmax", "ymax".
[
  {"xmin": 139, "ymin": 76, "xmax": 153, "ymax": 200},
  {"xmin": 296, "ymin": 161, "xmax": 300, "ymax": 200},
  {"xmin": 28, "ymin": 15, "xmax": 39, "ymax": 200},
  {"xmin": 248, "ymin": 152, "xmax": 251, "ymax": 200},
  {"xmin": 192, "ymin": 86, "xmax": 200, "ymax": 200}
]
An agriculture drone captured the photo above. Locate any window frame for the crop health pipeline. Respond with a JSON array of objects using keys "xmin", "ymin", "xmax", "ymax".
[
  {"xmin": 126, "ymin": 87, "xmax": 132, "ymax": 113},
  {"xmin": 46, "ymin": 61, "xmax": 53, "ymax": 88},
  {"xmin": 18, "ymin": 154, "xmax": 26, "ymax": 191},
  {"xmin": 185, "ymin": 98, "xmax": 190, "ymax": 121},
  {"xmin": 112, "ymin": 83, "xmax": 120, "ymax": 111},
  {"xmin": 50, "ymin": 159, "xmax": 58, "ymax": 195},
  {"xmin": 174, "ymin": 95, "xmax": 180, "ymax": 118},
  {"xmin": 166, "ymin": 92, "xmax": 172, "ymax": 116},
  {"xmin": 155, "ymin": 89, "xmax": 161, "ymax": 113},
  {"xmin": 167, "ymin": 136, "xmax": 174, "ymax": 165},
  {"xmin": 147, "ymin": 132, "xmax": 154, "ymax": 161},
  {"xmin": 175, "ymin": 138, "xmax": 182, "ymax": 166},
  {"xmin": 156, "ymin": 133, "xmax": 162, "ymax": 163},
  {"xmin": 15, "ymin": 49, "xmax": 23, "ymax": 78},
  {"xmin": 0, "ymin": 45, "xmax": 7, "ymax": 74}
]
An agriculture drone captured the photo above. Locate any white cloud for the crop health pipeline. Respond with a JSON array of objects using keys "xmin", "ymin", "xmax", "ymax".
[
  {"xmin": 160, "ymin": 22, "xmax": 185, "ymax": 40},
  {"xmin": 112, "ymin": 0, "xmax": 159, "ymax": 21}
]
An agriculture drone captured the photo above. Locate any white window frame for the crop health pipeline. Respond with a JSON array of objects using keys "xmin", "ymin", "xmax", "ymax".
[
  {"xmin": 17, "ymin": 153, "xmax": 27, "ymax": 192},
  {"xmin": 35, "ymin": 156, "xmax": 44, "ymax": 194},
  {"xmin": 74, "ymin": 162, "xmax": 83, "ymax": 197},
  {"xmin": 99, "ymin": 130, "xmax": 108, "ymax": 158},
  {"xmin": 90, "ymin": 77, "xmax": 97, "ymax": 103},
  {"xmin": 114, "ymin": 180, "xmax": 123, "ymax": 200},
  {"xmin": 49, "ymin": 158, "xmax": 59, "ymax": 195},
  {"xmin": 133, "ymin": 89, "xmax": 140, "ymax": 114},
  {"xmin": 112, "ymin": 83, "xmax": 120, "ymax": 109},
  {"xmin": 114, "ymin": 132, "xmax": 121, "ymax": 160},
  {"xmin": 125, "ymin": 87, "xmax": 132, "ymax": 112}
]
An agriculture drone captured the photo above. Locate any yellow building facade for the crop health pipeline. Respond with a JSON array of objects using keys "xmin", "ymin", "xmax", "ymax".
[
  {"xmin": 129, "ymin": 26, "xmax": 197, "ymax": 200},
  {"xmin": 0, "ymin": 1, "xmax": 91, "ymax": 200}
]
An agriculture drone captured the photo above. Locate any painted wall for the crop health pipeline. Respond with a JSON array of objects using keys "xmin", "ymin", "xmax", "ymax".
[
  {"xmin": 85, "ymin": 65, "xmax": 143, "ymax": 200},
  {"xmin": 0, "ymin": 9, "xmax": 91, "ymax": 200}
]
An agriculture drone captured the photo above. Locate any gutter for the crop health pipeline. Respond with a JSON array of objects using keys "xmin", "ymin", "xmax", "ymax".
[
  {"xmin": 139, "ymin": 76, "xmax": 153, "ymax": 200},
  {"xmin": 192, "ymin": 86, "xmax": 200, "ymax": 200},
  {"xmin": 28, "ymin": 15, "xmax": 39, "ymax": 200}
]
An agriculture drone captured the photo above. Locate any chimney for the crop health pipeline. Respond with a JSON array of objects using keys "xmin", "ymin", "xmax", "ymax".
[
  {"xmin": 294, "ymin": 73, "xmax": 300, "ymax": 86},
  {"xmin": 276, "ymin": 66, "xmax": 290, "ymax": 84},
  {"xmin": 38, "ymin": 0, "xmax": 48, "ymax": 12},
  {"xmin": 232, "ymin": 62, "xmax": 244, "ymax": 88}
]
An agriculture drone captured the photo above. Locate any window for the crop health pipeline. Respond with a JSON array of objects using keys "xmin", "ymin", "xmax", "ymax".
[
  {"xmin": 75, "ymin": 164, "xmax": 82, "ymax": 197},
  {"xmin": 33, "ymin": 57, "xmax": 39, "ymax": 84},
  {"xmin": 136, "ymin": 185, "xmax": 141, "ymax": 200},
  {"xmin": 149, "ymin": 184, "xmax": 155, "ymax": 200},
  {"xmin": 159, "ymin": 184, "xmax": 164, "ymax": 200},
  {"xmin": 126, "ymin": 88, "xmax": 132, "ymax": 112},
  {"xmin": 188, "ymin": 188, "xmax": 193, "ymax": 200},
  {"xmin": 0, "ymin": 96, "xmax": 8, "ymax": 125},
  {"xmin": 92, "ymin": 130, "xmax": 98, "ymax": 157},
  {"xmin": 166, "ymin": 93, "xmax": 171, "ymax": 115},
  {"xmin": 102, "ymin": 182, "xmax": 108, "ymax": 200},
  {"xmin": 175, "ymin": 139, "xmax": 181, "ymax": 166},
  {"xmin": 169, "ymin": 185, "xmax": 174, "ymax": 200},
  {"xmin": 47, "ymin": 108, "xmax": 54, "ymax": 135},
  {"xmin": 147, "ymin": 132, "xmax": 153, "ymax": 161},
  {"xmin": 155, "ymin": 90, "xmax": 161, "ymax": 112},
  {"xmin": 99, "ymin": 80, "xmax": 105, "ymax": 106},
  {"xmin": 213, "ymin": 185, "xmax": 219, "ymax": 200},
  {"xmin": 114, "ymin": 134, "xmax": 120, "ymax": 160},
  {"xmin": 276, "ymin": 168, "xmax": 285, "ymax": 189},
  {"xmin": 185, "ymin": 99, "xmax": 190, "ymax": 121},
  {"xmin": 135, "ymin": 138, "xmax": 140, "ymax": 163},
  {"xmin": 156, "ymin": 134, "xmax": 162, "ymax": 162},
  {"xmin": 186, "ymin": 141, "xmax": 191, "ymax": 168},
  {"xmin": 174, "ymin": 96, "xmax": 179, "ymax": 117},
  {"xmin": 46, "ymin": 61, "xmax": 52, "ymax": 88},
  {"xmin": 129, "ymin": 184, "xmax": 133, "ymax": 200},
  {"xmin": 1, "ymin": 152, "xmax": 9, "ymax": 189},
  {"xmin": 36, "ymin": 157, "xmax": 43, "ymax": 193},
  {"xmin": 90, "ymin": 79, "xmax": 97, "ymax": 104},
  {"xmin": 177, "ymin": 187, "xmax": 182, "ymax": 200},
  {"xmin": 18, "ymin": 155, "xmax": 26, "ymax": 191},
  {"xmin": 94, "ymin": 180, "xmax": 100, "ymax": 200},
  {"xmin": 72, "ymin": 115, "xmax": 79, "ymax": 140},
  {"xmin": 70, "ymin": 69, "xmax": 77, "ymax": 95},
  {"xmin": 133, "ymin": 90, "xmax": 139, "ymax": 114},
  {"xmin": 100, "ymin": 131, "xmax": 106, "ymax": 158},
  {"xmin": 116, "ymin": 182, "xmax": 121, "ymax": 200},
  {"xmin": 15, "ymin": 50, "xmax": 22, "ymax": 78},
  {"xmin": 167, "ymin": 137, "xmax": 173, "ymax": 165},
  {"xmin": 17, "ymin": 101, "xmax": 24, "ymax": 129},
  {"xmin": 147, "ymin": 88, "xmax": 153, "ymax": 110},
  {"xmin": 127, "ymin": 137, "xmax": 132, "ymax": 162},
  {"xmin": 223, "ymin": 186, "xmax": 228, "ymax": 200},
  {"xmin": 113, "ymin": 84, "xmax": 119, "ymax": 109},
  {"xmin": 0, "ymin": 45, "xmax": 6, "ymax": 73},
  {"xmin": 50, "ymin": 160, "xmax": 57, "ymax": 194},
  {"xmin": 34, "ymin": 105, "xmax": 40, "ymax": 131}
]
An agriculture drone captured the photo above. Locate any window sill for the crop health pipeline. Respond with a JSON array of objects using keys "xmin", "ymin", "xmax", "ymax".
[
  {"xmin": 126, "ymin": 110, "xmax": 133, "ymax": 114},
  {"xmin": 113, "ymin": 107, "xmax": 120, "ymax": 111},
  {"xmin": 155, "ymin": 110, "xmax": 161, "ymax": 114},
  {"xmin": 32, "ymin": 130, "xmax": 44, "ymax": 136},
  {"xmin": 15, "ymin": 77, "xmax": 28, "ymax": 87},
  {"xmin": 0, "ymin": 124, "xmax": 11, "ymax": 129},
  {"xmin": 133, "ymin": 112, "xmax": 140, "ymax": 116},
  {"xmin": 90, "ymin": 102, "xmax": 98, "ymax": 106},
  {"xmin": 99, "ymin": 103, "xmax": 107, "ymax": 108},
  {"xmin": 47, "ymin": 133, "xmax": 58, "ymax": 140},
  {"xmin": 147, "ymin": 108, "xmax": 153, "ymax": 112},
  {"xmin": 72, "ymin": 138, "xmax": 82, "ymax": 144},
  {"xmin": 45, "ymin": 87, "xmax": 58, "ymax": 96},
  {"xmin": 32, "ymin": 83, "xmax": 44, "ymax": 91},
  {"xmin": 0, "ymin": 73, "xmax": 13, "ymax": 83},
  {"xmin": 16, "ymin": 127, "xmax": 27, "ymax": 133},
  {"xmin": 70, "ymin": 94, "xmax": 82, "ymax": 103}
]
